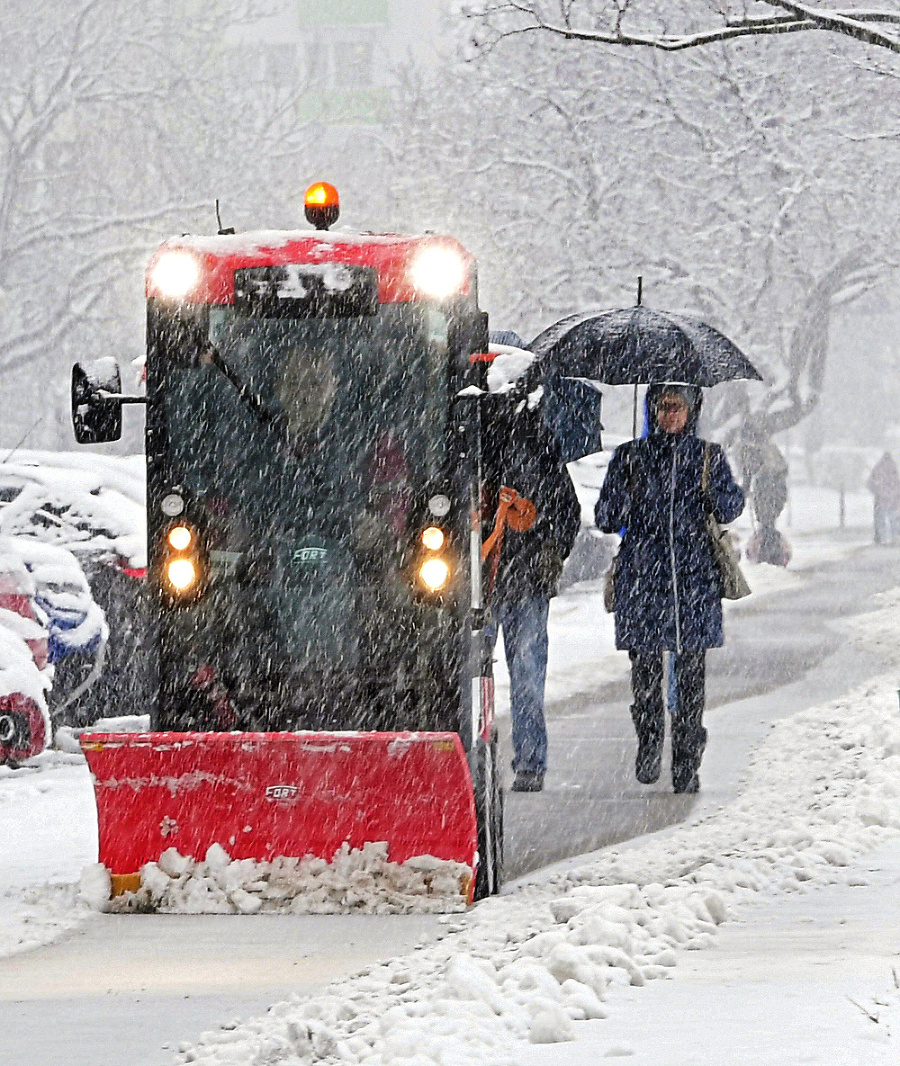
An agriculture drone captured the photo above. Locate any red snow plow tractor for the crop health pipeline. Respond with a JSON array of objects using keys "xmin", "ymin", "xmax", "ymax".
[{"xmin": 72, "ymin": 184, "xmax": 508, "ymax": 905}]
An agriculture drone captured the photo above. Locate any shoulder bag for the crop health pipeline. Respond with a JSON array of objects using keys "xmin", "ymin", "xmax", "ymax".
[
  {"xmin": 702, "ymin": 443, "xmax": 751, "ymax": 600},
  {"xmin": 603, "ymin": 450, "xmax": 635, "ymax": 614}
]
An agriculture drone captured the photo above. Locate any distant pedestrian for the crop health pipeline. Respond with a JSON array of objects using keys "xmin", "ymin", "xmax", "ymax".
[
  {"xmin": 595, "ymin": 384, "xmax": 744, "ymax": 793},
  {"xmin": 739, "ymin": 420, "xmax": 790, "ymax": 566},
  {"xmin": 483, "ymin": 333, "xmax": 581, "ymax": 793},
  {"xmin": 866, "ymin": 451, "xmax": 900, "ymax": 545}
]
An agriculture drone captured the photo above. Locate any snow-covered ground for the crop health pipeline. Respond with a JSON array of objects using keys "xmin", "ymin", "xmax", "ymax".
[
  {"xmin": 160, "ymin": 577, "xmax": 900, "ymax": 1065},
  {"xmin": 496, "ymin": 477, "xmax": 872, "ymax": 709},
  {"xmin": 0, "ymin": 751, "xmax": 98, "ymax": 957},
  {"xmin": 1, "ymin": 459, "xmax": 896, "ymax": 1064}
]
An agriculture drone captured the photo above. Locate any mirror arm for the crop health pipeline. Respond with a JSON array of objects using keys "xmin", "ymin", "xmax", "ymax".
[{"xmin": 97, "ymin": 391, "xmax": 146, "ymax": 404}]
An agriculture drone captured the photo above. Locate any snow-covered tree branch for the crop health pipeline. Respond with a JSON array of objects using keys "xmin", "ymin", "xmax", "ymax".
[
  {"xmin": 388, "ymin": 7, "xmax": 900, "ymax": 444},
  {"xmin": 464, "ymin": 2, "xmax": 900, "ymax": 55}
]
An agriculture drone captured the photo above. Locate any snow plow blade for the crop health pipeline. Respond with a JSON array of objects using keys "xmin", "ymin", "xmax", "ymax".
[{"xmin": 80, "ymin": 731, "xmax": 479, "ymax": 902}]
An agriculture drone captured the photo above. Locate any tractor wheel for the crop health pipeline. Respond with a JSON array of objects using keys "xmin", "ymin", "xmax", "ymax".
[{"xmin": 473, "ymin": 730, "xmax": 504, "ymax": 900}]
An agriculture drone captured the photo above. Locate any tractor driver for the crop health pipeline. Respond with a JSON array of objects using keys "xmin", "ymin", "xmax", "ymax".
[{"xmin": 277, "ymin": 346, "xmax": 338, "ymax": 456}]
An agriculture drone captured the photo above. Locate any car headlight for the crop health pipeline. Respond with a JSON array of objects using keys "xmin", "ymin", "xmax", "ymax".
[
  {"xmin": 149, "ymin": 251, "xmax": 202, "ymax": 300},
  {"xmin": 421, "ymin": 526, "xmax": 445, "ymax": 550},
  {"xmin": 167, "ymin": 525, "xmax": 193, "ymax": 551},
  {"xmin": 166, "ymin": 558, "xmax": 197, "ymax": 591}
]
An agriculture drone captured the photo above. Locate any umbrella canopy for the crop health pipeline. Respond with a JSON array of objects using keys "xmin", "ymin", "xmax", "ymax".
[
  {"xmin": 529, "ymin": 306, "xmax": 762, "ymax": 387},
  {"xmin": 487, "ymin": 332, "xmax": 604, "ymax": 463},
  {"xmin": 540, "ymin": 376, "xmax": 603, "ymax": 463}
]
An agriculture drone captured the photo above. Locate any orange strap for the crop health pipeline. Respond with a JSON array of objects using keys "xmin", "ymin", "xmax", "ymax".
[{"xmin": 481, "ymin": 487, "xmax": 518, "ymax": 563}]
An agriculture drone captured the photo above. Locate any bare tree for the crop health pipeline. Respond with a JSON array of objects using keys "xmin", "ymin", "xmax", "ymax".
[
  {"xmin": 0, "ymin": 0, "xmax": 349, "ymax": 446},
  {"xmin": 0, "ymin": 1, "xmax": 231, "ymax": 409},
  {"xmin": 387, "ymin": 14, "xmax": 900, "ymax": 443},
  {"xmin": 464, "ymin": 1, "xmax": 900, "ymax": 56}
]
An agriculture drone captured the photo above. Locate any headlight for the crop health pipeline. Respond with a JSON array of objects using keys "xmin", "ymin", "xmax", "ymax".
[
  {"xmin": 419, "ymin": 557, "xmax": 450, "ymax": 592},
  {"xmin": 421, "ymin": 526, "xmax": 445, "ymax": 550},
  {"xmin": 149, "ymin": 251, "xmax": 202, "ymax": 300},
  {"xmin": 167, "ymin": 525, "xmax": 193, "ymax": 551},
  {"xmin": 410, "ymin": 247, "xmax": 467, "ymax": 300},
  {"xmin": 428, "ymin": 493, "xmax": 451, "ymax": 517},
  {"xmin": 161, "ymin": 493, "xmax": 185, "ymax": 517},
  {"xmin": 166, "ymin": 558, "xmax": 197, "ymax": 591}
]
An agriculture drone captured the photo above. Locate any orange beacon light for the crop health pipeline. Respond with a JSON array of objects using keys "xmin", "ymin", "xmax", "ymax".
[{"xmin": 304, "ymin": 182, "xmax": 340, "ymax": 230}]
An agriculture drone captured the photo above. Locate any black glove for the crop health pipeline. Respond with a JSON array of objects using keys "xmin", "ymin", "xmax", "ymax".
[{"xmin": 536, "ymin": 543, "xmax": 565, "ymax": 591}]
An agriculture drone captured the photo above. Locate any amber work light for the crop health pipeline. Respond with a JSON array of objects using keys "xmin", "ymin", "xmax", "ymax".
[
  {"xmin": 160, "ymin": 521, "xmax": 206, "ymax": 599},
  {"xmin": 304, "ymin": 182, "xmax": 340, "ymax": 230}
]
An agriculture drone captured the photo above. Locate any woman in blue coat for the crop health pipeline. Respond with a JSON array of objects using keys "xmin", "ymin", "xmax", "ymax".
[{"xmin": 595, "ymin": 383, "xmax": 744, "ymax": 792}]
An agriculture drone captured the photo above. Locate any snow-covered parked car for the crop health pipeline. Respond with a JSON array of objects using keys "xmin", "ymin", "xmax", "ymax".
[
  {"xmin": 9, "ymin": 538, "xmax": 108, "ymax": 728},
  {"xmin": 0, "ymin": 547, "xmax": 52, "ymax": 764},
  {"xmin": 0, "ymin": 451, "xmax": 144, "ymax": 564},
  {"xmin": 0, "ymin": 451, "xmax": 147, "ymax": 727},
  {"xmin": 24, "ymin": 540, "xmax": 106, "ymax": 664}
]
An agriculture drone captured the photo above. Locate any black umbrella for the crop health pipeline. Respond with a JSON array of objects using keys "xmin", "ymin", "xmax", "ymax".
[
  {"xmin": 529, "ymin": 306, "xmax": 762, "ymax": 387},
  {"xmin": 488, "ymin": 330, "xmax": 604, "ymax": 463},
  {"xmin": 540, "ymin": 376, "xmax": 603, "ymax": 463}
]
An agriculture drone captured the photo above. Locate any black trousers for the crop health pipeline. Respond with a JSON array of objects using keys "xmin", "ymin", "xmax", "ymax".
[
  {"xmin": 628, "ymin": 649, "xmax": 706, "ymax": 735},
  {"xmin": 629, "ymin": 650, "xmax": 708, "ymax": 789}
]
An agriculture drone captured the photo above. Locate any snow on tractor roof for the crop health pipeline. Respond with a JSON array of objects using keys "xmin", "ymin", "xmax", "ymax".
[{"xmin": 146, "ymin": 229, "xmax": 476, "ymax": 306}]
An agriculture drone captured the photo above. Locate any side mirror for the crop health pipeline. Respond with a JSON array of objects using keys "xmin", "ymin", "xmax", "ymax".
[{"xmin": 72, "ymin": 358, "xmax": 123, "ymax": 444}]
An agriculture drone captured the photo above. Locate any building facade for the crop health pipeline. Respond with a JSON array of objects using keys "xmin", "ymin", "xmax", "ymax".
[{"xmin": 226, "ymin": 0, "xmax": 444, "ymax": 124}]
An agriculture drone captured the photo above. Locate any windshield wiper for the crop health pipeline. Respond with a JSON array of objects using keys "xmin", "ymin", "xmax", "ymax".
[{"xmin": 203, "ymin": 346, "xmax": 284, "ymax": 433}]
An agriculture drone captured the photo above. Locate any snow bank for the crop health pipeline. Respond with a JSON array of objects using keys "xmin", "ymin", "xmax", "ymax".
[
  {"xmin": 109, "ymin": 842, "xmax": 471, "ymax": 917},
  {"xmin": 173, "ymin": 602, "xmax": 900, "ymax": 1065}
]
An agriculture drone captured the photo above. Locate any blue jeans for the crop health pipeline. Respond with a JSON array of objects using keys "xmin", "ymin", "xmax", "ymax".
[{"xmin": 486, "ymin": 595, "xmax": 550, "ymax": 774}]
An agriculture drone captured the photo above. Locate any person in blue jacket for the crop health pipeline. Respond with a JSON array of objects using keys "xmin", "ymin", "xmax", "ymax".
[{"xmin": 595, "ymin": 383, "xmax": 744, "ymax": 792}]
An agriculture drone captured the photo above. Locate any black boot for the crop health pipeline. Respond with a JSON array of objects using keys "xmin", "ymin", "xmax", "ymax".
[
  {"xmin": 631, "ymin": 705, "xmax": 663, "ymax": 784},
  {"xmin": 671, "ymin": 723, "xmax": 707, "ymax": 793},
  {"xmin": 511, "ymin": 770, "xmax": 544, "ymax": 792}
]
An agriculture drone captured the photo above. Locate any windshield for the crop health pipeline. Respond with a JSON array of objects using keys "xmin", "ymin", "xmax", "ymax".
[
  {"xmin": 166, "ymin": 303, "xmax": 449, "ymax": 534},
  {"xmin": 159, "ymin": 302, "xmax": 454, "ymax": 717}
]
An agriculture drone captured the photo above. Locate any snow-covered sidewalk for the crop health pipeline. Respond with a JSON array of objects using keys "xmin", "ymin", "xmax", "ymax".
[
  {"xmin": 3, "ymin": 518, "xmax": 897, "ymax": 1065},
  {"xmin": 566, "ymin": 835, "xmax": 900, "ymax": 1064},
  {"xmin": 0, "ymin": 753, "xmax": 97, "ymax": 958},
  {"xmin": 168, "ymin": 584, "xmax": 900, "ymax": 1065}
]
